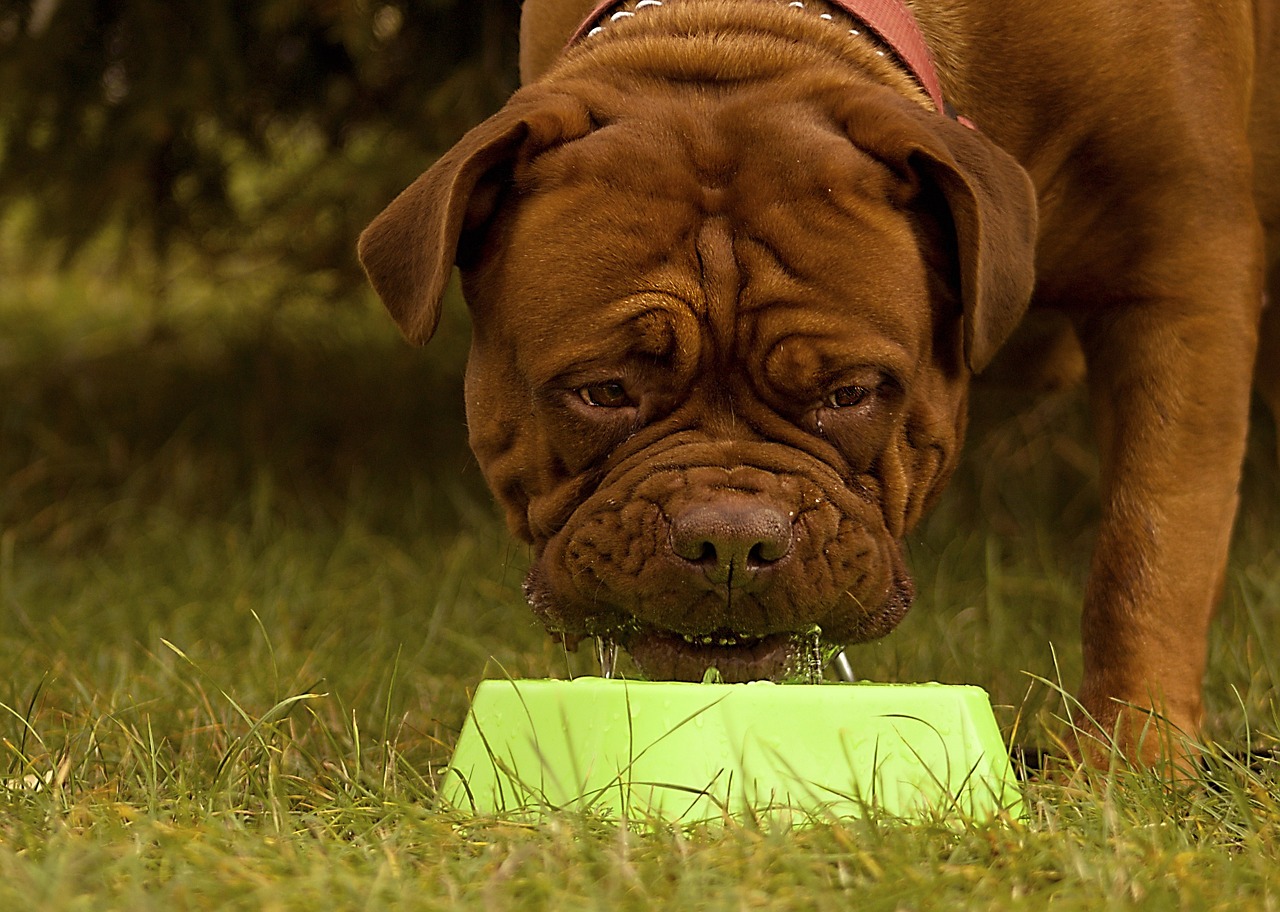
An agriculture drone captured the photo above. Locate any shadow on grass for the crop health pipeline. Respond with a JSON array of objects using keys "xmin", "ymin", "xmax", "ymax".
[{"xmin": 0, "ymin": 305, "xmax": 485, "ymax": 549}]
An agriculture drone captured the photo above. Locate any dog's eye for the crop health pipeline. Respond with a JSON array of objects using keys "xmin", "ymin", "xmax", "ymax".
[
  {"xmin": 578, "ymin": 381, "xmax": 633, "ymax": 408},
  {"xmin": 825, "ymin": 385, "xmax": 870, "ymax": 409}
]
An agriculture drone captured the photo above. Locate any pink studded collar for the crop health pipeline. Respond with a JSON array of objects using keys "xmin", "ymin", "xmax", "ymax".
[{"xmin": 566, "ymin": 0, "xmax": 965, "ymax": 123}]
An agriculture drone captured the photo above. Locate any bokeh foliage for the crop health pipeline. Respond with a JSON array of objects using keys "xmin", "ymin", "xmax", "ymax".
[{"xmin": 0, "ymin": 0, "xmax": 520, "ymax": 288}]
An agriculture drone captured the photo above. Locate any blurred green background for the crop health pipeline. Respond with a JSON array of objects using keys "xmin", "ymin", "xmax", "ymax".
[{"xmin": 0, "ymin": 0, "xmax": 520, "ymax": 288}]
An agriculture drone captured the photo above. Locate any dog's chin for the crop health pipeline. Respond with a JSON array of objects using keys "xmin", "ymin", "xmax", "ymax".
[
  {"xmin": 622, "ymin": 578, "xmax": 915, "ymax": 682},
  {"xmin": 528, "ymin": 569, "xmax": 916, "ymax": 683},
  {"xmin": 622, "ymin": 627, "xmax": 803, "ymax": 683}
]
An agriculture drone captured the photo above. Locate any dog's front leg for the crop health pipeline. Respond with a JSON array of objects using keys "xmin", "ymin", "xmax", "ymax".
[{"xmin": 1069, "ymin": 243, "xmax": 1263, "ymax": 767}]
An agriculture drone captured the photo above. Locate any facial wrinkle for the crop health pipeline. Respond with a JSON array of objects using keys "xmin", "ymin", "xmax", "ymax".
[{"xmin": 693, "ymin": 216, "xmax": 743, "ymax": 364}]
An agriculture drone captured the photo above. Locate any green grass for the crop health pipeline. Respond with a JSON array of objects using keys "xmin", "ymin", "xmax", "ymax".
[{"xmin": 2, "ymin": 243, "xmax": 1279, "ymax": 909}]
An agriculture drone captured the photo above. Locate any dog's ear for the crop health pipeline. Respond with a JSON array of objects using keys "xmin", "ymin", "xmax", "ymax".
[
  {"xmin": 909, "ymin": 117, "xmax": 1038, "ymax": 373},
  {"xmin": 358, "ymin": 90, "xmax": 595, "ymax": 344},
  {"xmin": 843, "ymin": 95, "xmax": 1038, "ymax": 373}
]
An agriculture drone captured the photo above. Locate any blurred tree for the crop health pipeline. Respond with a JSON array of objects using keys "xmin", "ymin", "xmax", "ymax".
[{"xmin": 0, "ymin": 0, "xmax": 520, "ymax": 294}]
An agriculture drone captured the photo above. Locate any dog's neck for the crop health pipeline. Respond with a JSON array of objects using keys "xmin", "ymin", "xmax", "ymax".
[{"xmin": 566, "ymin": 0, "xmax": 959, "ymax": 119}]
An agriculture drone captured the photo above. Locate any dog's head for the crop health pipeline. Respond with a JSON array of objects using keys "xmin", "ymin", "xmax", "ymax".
[{"xmin": 359, "ymin": 73, "xmax": 1036, "ymax": 681}]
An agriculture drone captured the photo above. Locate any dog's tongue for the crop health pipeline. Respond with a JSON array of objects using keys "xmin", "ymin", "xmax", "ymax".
[{"xmin": 624, "ymin": 630, "xmax": 801, "ymax": 684}]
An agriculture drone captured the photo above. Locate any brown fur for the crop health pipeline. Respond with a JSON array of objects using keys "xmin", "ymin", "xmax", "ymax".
[{"xmin": 361, "ymin": 0, "xmax": 1280, "ymax": 765}]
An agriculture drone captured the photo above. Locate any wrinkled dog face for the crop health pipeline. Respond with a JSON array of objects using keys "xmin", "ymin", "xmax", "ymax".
[
  {"xmin": 458, "ymin": 96, "xmax": 971, "ymax": 681},
  {"xmin": 358, "ymin": 67, "xmax": 1035, "ymax": 683}
]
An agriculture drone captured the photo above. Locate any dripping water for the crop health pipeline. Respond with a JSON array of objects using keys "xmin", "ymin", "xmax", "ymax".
[
  {"xmin": 782, "ymin": 627, "xmax": 827, "ymax": 684},
  {"xmin": 595, "ymin": 637, "xmax": 619, "ymax": 679},
  {"xmin": 801, "ymin": 628, "xmax": 825, "ymax": 684}
]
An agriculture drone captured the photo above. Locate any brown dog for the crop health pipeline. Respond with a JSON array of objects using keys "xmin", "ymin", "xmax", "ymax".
[{"xmin": 360, "ymin": 0, "xmax": 1280, "ymax": 763}]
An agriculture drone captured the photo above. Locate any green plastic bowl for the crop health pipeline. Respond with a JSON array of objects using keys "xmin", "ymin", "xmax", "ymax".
[{"xmin": 443, "ymin": 678, "xmax": 1022, "ymax": 825}]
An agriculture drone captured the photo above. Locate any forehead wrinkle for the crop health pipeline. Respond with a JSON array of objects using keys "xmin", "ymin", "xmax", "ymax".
[
  {"xmin": 693, "ymin": 216, "xmax": 746, "ymax": 359},
  {"xmin": 502, "ymin": 172, "xmax": 715, "ymax": 385},
  {"xmin": 515, "ymin": 291, "xmax": 699, "ymax": 383},
  {"xmin": 740, "ymin": 185, "xmax": 905, "ymax": 273},
  {"xmin": 519, "ymin": 98, "xmax": 917, "ymax": 374},
  {"xmin": 734, "ymin": 219, "xmax": 930, "ymax": 366}
]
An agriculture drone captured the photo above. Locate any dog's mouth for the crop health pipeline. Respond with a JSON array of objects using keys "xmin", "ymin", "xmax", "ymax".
[
  {"xmin": 526, "ymin": 488, "xmax": 918, "ymax": 682},
  {"xmin": 537, "ymin": 561, "xmax": 916, "ymax": 684},
  {"xmin": 604, "ymin": 626, "xmax": 827, "ymax": 684}
]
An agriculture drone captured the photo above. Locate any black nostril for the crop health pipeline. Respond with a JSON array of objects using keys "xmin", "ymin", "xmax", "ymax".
[{"xmin": 669, "ymin": 498, "xmax": 793, "ymax": 585}]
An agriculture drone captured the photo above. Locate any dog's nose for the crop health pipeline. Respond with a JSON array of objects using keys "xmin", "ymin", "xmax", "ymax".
[{"xmin": 669, "ymin": 498, "xmax": 793, "ymax": 585}]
